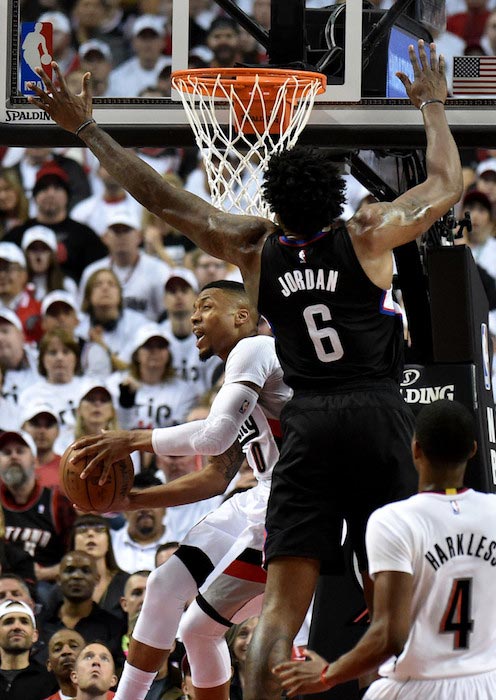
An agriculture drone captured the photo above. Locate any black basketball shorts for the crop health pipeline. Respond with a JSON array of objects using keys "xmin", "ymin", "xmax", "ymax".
[{"xmin": 263, "ymin": 380, "xmax": 417, "ymax": 573}]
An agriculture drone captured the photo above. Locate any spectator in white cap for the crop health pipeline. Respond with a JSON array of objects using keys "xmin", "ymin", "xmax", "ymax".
[
  {"xmin": 21, "ymin": 403, "xmax": 61, "ymax": 489},
  {"xmin": 41, "ymin": 289, "xmax": 80, "ymax": 336},
  {"xmin": 38, "ymin": 11, "xmax": 78, "ymax": 76},
  {"xmin": 40, "ymin": 290, "xmax": 113, "ymax": 379},
  {"xmin": 107, "ymin": 14, "xmax": 170, "ymax": 97},
  {"xmin": 78, "ymin": 40, "xmax": 114, "ymax": 97},
  {"xmin": 0, "ymin": 241, "xmax": 42, "ymax": 344},
  {"xmin": 0, "ymin": 428, "xmax": 75, "ymax": 593},
  {"xmin": 0, "ymin": 599, "xmax": 58, "ymax": 700},
  {"xmin": 107, "ymin": 323, "xmax": 195, "ymax": 470},
  {"xmin": 475, "ymin": 158, "xmax": 496, "ymax": 207},
  {"xmin": 74, "ymin": 381, "xmax": 118, "ymax": 441},
  {"xmin": 71, "ymin": 164, "xmax": 143, "ymax": 238},
  {"xmin": 78, "ymin": 207, "xmax": 170, "ymax": 321},
  {"xmin": 0, "ymin": 307, "xmax": 40, "ymax": 429},
  {"xmin": 21, "ymin": 225, "xmax": 78, "ymax": 301},
  {"xmin": 160, "ymin": 269, "xmax": 223, "ymax": 399}
]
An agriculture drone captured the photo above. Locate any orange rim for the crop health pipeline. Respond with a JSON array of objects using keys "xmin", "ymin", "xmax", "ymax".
[{"xmin": 171, "ymin": 67, "xmax": 327, "ymax": 97}]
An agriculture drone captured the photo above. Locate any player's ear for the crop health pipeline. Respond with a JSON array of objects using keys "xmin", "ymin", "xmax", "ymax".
[
  {"xmin": 235, "ymin": 307, "xmax": 250, "ymax": 326},
  {"xmin": 469, "ymin": 440, "xmax": 477, "ymax": 459},
  {"xmin": 120, "ymin": 595, "xmax": 128, "ymax": 613}
]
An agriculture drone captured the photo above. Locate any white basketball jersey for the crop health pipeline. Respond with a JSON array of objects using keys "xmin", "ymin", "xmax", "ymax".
[
  {"xmin": 367, "ymin": 489, "xmax": 496, "ymax": 680},
  {"xmin": 224, "ymin": 335, "xmax": 292, "ymax": 481}
]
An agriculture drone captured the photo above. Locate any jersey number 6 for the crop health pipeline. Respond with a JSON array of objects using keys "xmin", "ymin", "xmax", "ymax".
[{"xmin": 303, "ymin": 304, "xmax": 344, "ymax": 363}]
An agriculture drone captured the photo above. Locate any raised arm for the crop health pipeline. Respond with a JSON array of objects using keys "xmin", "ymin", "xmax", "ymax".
[
  {"xmin": 348, "ymin": 40, "xmax": 463, "ymax": 258},
  {"xmin": 27, "ymin": 64, "xmax": 272, "ymax": 269}
]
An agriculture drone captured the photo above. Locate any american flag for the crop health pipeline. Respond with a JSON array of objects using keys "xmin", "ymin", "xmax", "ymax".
[{"xmin": 452, "ymin": 56, "xmax": 496, "ymax": 95}]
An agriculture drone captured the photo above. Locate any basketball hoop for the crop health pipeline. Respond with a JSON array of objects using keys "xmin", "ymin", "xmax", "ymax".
[{"xmin": 172, "ymin": 67, "xmax": 326, "ymax": 217}]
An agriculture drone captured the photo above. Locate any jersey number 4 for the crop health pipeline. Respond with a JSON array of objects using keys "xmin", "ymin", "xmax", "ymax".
[
  {"xmin": 439, "ymin": 577, "xmax": 474, "ymax": 649},
  {"xmin": 303, "ymin": 304, "xmax": 344, "ymax": 363}
]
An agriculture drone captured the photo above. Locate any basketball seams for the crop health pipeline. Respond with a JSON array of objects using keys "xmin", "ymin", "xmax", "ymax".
[{"xmin": 60, "ymin": 445, "xmax": 133, "ymax": 513}]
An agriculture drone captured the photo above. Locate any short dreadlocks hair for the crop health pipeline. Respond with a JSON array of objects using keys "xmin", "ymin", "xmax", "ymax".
[{"xmin": 262, "ymin": 147, "xmax": 346, "ymax": 237}]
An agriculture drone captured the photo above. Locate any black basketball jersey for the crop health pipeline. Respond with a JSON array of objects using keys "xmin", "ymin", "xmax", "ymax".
[
  {"xmin": 258, "ymin": 227, "xmax": 404, "ymax": 390},
  {"xmin": 1, "ymin": 483, "xmax": 72, "ymax": 566}
]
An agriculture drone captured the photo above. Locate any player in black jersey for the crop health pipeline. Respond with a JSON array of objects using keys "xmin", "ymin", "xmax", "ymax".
[{"xmin": 32, "ymin": 39, "xmax": 463, "ymax": 700}]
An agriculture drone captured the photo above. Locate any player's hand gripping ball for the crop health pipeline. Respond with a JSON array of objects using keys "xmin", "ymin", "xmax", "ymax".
[{"xmin": 60, "ymin": 443, "xmax": 134, "ymax": 512}]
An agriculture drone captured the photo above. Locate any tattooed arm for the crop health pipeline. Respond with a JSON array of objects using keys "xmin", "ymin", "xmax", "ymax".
[
  {"xmin": 347, "ymin": 42, "xmax": 462, "ymax": 287},
  {"xmin": 27, "ymin": 63, "xmax": 273, "ymax": 284},
  {"xmin": 119, "ymin": 440, "xmax": 246, "ymax": 512}
]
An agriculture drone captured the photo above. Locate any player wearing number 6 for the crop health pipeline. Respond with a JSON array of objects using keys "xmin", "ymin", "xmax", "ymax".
[
  {"xmin": 274, "ymin": 399, "xmax": 496, "ymax": 700},
  {"xmin": 30, "ymin": 38, "xmax": 463, "ymax": 700}
]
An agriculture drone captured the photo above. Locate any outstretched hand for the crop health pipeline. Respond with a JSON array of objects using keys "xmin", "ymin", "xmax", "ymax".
[
  {"xmin": 396, "ymin": 39, "xmax": 447, "ymax": 109},
  {"xmin": 27, "ymin": 62, "xmax": 93, "ymax": 134},
  {"xmin": 273, "ymin": 649, "xmax": 331, "ymax": 697}
]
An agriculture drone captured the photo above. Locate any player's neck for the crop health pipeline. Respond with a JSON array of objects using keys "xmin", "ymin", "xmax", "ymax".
[{"xmin": 418, "ymin": 465, "xmax": 466, "ymax": 493}]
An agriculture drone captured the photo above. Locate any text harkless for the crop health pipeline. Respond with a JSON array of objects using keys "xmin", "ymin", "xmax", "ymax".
[
  {"xmin": 278, "ymin": 269, "xmax": 339, "ymax": 297},
  {"xmin": 425, "ymin": 532, "xmax": 496, "ymax": 571}
]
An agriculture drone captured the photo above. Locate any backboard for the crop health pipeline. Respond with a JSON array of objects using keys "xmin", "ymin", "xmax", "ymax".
[{"xmin": 0, "ymin": 0, "xmax": 495, "ymax": 148}]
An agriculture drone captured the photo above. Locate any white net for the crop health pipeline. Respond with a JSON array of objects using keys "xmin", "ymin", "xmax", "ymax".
[{"xmin": 172, "ymin": 70, "xmax": 325, "ymax": 218}]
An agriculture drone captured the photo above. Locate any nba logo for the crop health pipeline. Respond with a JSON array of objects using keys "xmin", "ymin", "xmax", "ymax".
[
  {"xmin": 298, "ymin": 250, "xmax": 306, "ymax": 264},
  {"xmin": 20, "ymin": 22, "xmax": 53, "ymax": 96}
]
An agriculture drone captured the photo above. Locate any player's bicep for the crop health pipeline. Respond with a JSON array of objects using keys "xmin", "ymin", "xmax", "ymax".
[{"xmin": 349, "ymin": 185, "xmax": 445, "ymax": 254}]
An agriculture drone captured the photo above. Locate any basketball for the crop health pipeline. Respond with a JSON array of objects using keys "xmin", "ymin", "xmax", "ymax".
[
  {"xmin": 60, "ymin": 443, "xmax": 134, "ymax": 512},
  {"xmin": 40, "ymin": 53, "xmax": 51, "ymax": 66}
]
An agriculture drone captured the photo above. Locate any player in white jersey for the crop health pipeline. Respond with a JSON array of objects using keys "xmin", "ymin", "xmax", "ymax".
[
  {"xmin": 71, "ymin": 280, "xmax": 292, "ymax": 700},
  {"xmin": 273, "ymin": 399, "xmax": 496, "ymax": 700}
]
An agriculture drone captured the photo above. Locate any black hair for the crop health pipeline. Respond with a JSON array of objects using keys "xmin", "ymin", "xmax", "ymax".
[
  {"xmin": 201, "ymin": 280, "xmax": 246, "ymax": 295},
  {"xmin": 133, "ymin": 472, "xmax": 163, "ymax": 489},
  {"xmin": 415, "ymin": 400, "xmax": 476, "ymax": 466},
  {"xmin": 263, "ymin": 147, "xmax": 346, "ymax": 237},
  {"xmin": 69, "ymin": 514, "xmax": 123, "ymax": 575},
  {"xmin": 156, "ymin": 542, "xmax": 179, "ymax": 555},
  {"xmin": 208, "ymin": 17, "xmax": 240, "ymax": 35}
]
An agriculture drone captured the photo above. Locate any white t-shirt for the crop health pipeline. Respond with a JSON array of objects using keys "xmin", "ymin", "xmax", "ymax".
[
  {"xmin": 0, "ymin": 347, "xmax": 40, "ymax": 429},
  {"xmin": 107, "ymin": 371, "xmax": 196, "ymax": 430},
  {"xmin": 18, "ymin": 375, "xmax": 87, "ymax": 453},
  {"xmin": 367, "ymin": 489, "xmax": 496, "ymax": 681},
  {"xmin": 107, "ymin": 55, "xmax": 171, "ymax": 97},
  {"xmin": 159, "ymin": 320, "xmax": 223, "ymax": 399},
  {"xmin": 70, "ymin": 193, "xmax": 143, "ymax": 237},
  {"xmin": 79, "ymin": 254, "xmax": 171, "ymax": 321},
  {"xmin": 77, "ymin": 308, "xmax": 149, "ymax": 364},
  {"xmin": 111, "ymin": 525, "xmax": 173, "ymax": 573}
]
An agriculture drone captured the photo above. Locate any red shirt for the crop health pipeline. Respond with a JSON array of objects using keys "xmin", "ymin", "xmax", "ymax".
[
  {"xmin": 447, "ymin": 9, "xmax": 490, "ymax": 45},
  {"xmin": 14, "ymin": 286, "xmax": 42, "ymax": 344},
  {"xmin": 36, "ymin": 454, "xmax": 62, "ymax": 489}
]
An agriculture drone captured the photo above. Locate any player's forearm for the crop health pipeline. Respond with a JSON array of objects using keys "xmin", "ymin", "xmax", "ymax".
[
  {"xmin": 78, "ymin": 123, "xmax": 230, "ymax": 257},
  {"xmin": 127, "ymin": 468, "xmax": 227, "ymax": 510},
  {"xmin": 423, "ymin": 103, "xmax": 463, "ymax": 208},
  {"xmin": 127, "ymin": 430, "xmax": 155, "ymax": 453},
  {"xmin": 79, "ymin": 124, "xmax": 179, "ymax": 219},
  {"xmin": 323, "ymin": 620, "xmax": 403, "ymax": 688}
]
